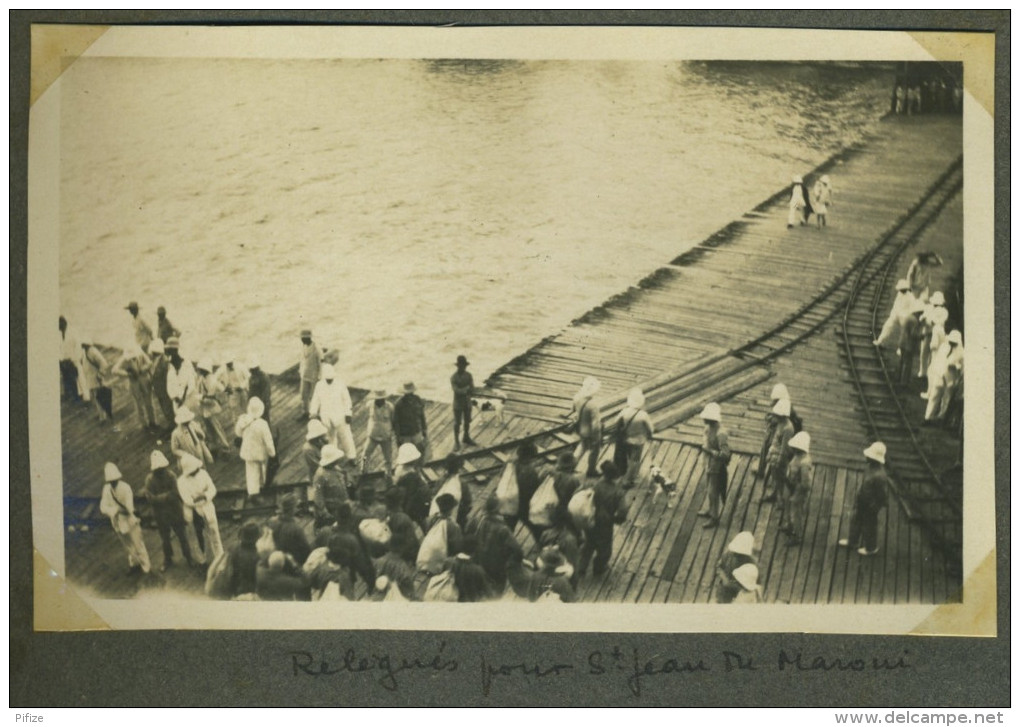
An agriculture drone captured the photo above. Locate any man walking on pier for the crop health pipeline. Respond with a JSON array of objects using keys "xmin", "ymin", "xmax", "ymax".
[
  {"xmin": 451, "ymin": 355, "xmax": 476, "ymax": 449},
  {"xmin": 874, "ymin": 279, "xmax": 916, "ymax": 348},
  {"xmin": 755, "ymin": 382, "xmax": 801, "ymax": 478},
  {"xmin": 697, "ymin": 402, "xmax": 731, "ymax": 529},
  {"xmin": 148, "ymin": 338, "xmax": 175, "ymax": 431},
  {"xmin": 299, "ymin": 329, "xmax": 321, "ymax": 419},
  {"xmin": 394, "ymin": 382, "xmax": 429, "ymax": 463},
  {"xmin": 781, "ymin": 432, "xmax": 813, "ymax": 546},
  {"xmin": 571, "ymin": 376, "xmax": 603, "ymax": 478},
  {"xmin": 839, "ymin": 442, "xmax": 889, "ymax": 556},
  {"xmin": 761, "ymin": 399, "xmax": 795, "ymax": 505}
]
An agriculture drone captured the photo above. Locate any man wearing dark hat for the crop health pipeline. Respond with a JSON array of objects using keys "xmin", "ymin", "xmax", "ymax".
[
  {"xmin": 450, "ymin": 355, "xmax": 476, "ymax": 448},
  {"xmin": 125, "ymin": 301, "xmax": 154, "ymax": 352},
  {"xmin": 156, "ymin": 305, "xmax": 180, "ymax": 344},
  {"xmin": 298, "ymin": 328, "xmax": 321, "ymax": 419},
  {"xmin": 393, "ymin": 381, "xmax": 429, "ymax": 461},
  {"xmin": 269, "ymin": 494, "xmax": 311, "ymax": 567}
]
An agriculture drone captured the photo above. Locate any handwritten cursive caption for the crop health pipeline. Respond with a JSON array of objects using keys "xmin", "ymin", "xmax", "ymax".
[{"xmin": 288, "ymin": 644, "xmax": 912, "ymax": 698}]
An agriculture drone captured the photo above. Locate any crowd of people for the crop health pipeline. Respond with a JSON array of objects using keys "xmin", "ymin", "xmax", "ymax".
[
  {"xmin": 892, "ymin": 76, "xmax": 963, "ymax": 116},
  {"xmin": 63, "ymin": 254, "xmax": 937, "ymax": 604},
  {"xmin": 873, "ymin": 251, "xmax": 964, "ymax": 431}
]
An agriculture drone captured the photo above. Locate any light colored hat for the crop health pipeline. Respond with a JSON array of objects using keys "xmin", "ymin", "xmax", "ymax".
[
  {"xmin": 930, "ymin": 291, "xmax": 946, "ymax": 306},
  {"xmin": 788, "ymin": 431, "xmax": 811, "ymax": 453},
  {"xmin": 247, "ymin": 396, "xmax": 265, "ymax": 418},
  {"xmin": 372, "ymin": 388, "xmax": 387, "ymax": 399},
  {"xmin": 770, "ymin": 382, "xmax": 790, "ymax": 402},
  {"xmin": 947, "ymin": 330, "xmax": 963, "ymax": 345},
  {"xmin": 319, "ymin": 444, "xmax": 345, "ymax": 467},
  {"xmin": 627, "ymin": 388, "xmax": 645, "ymax": 409},
  {"xmin": 321, "ymin": 363, "xmax": 336, "ymax": 380},
  {"xmin": 306, "ymin": 419, "xmax": 328, "ymax": 441},
  {"xmin": 149, "ymin": 338, "xmax": 165, "ymax": 354},
  {"xmin": 179, "ymin": 452, "xmax": 203, "ymax": 475},
  {"xmin": 579, "ymin": 376, "xmax": 601, "ymax": 397},
  {"xmin": 700, "ymin": 402, "xmax": 721, "ymax": 422},
  {"xmin": 103, "ymin": 462, "xmax": 122, "ymax": 482},
  {"xmin": 150, "ymin": 450, "xmax": 170, "ymax": 470},
  {"xmin": 165, "ymin": 336, "xmax": 181, "ymax": 349},
  {"xmin": 930, "ymin": 307, "xmax": 949, "ymax": 326},
  {"xmin": 792, "ymin": 174, "xmax": 803, "ymax": 184},
  {"xmin": 895, "ymin": 279, "xmax": 910, "ymax": 292},
  {"xmin": 196, "ymin": 358, "xmax": 213, "ymax": 373},
  {"xmin": 772, "ymin": 399, "xmax": 791, "ymax": 417},
  {"xmin": 375, "ymin": 575, "xmax": 391, "ymax": 592},
  {"xmin": 174, "ymin": 406, "xmax": 196, "ymax": 424},
  {"xmin": 727, "ymin": 531, "xmax": 755, "ymax": 557},
  {"xmin": 396, "ymin": 442, "xmax": 421, "ymax": 465},
  {"xmin": 733, "ymin": 563, "xmax": 760, "ymax": 591},
  {"xmin": 863, "ymin": 441, "xmax": 887, "ymax": 464}
]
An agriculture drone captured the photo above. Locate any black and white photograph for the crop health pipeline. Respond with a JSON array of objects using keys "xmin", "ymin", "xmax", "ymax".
[{"xmin": 25, "ymin": 24, "xmax": 996, "ymax": 635}]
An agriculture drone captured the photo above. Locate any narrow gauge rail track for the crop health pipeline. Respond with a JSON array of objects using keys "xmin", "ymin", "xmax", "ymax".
[
  {"xmin": 64, "ymin": 158, "xmax": 965, "ymax": 534},
  {"xmin": 839, "ymin": 163, "xmax": 963, "ymax": 576}
]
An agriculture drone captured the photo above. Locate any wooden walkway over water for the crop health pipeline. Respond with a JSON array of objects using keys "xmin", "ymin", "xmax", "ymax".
[{"xmin": 59, "ymin": 114, "xmax": 963, "ymax": 605}]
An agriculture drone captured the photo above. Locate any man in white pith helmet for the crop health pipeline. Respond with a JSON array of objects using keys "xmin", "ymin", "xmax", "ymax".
[
  {"xmin": 839, "ymin": 442, "xmax": 890, "ymax": 556},
  {"xmin": 696, "ymin": 402, "xmax": 731, "ymax": 529},
  {"xmin": 756, "ymin": 382, "xmax": 802, "ymax": 479},
  {"xmin": 761, "ymin": 399, "xmax": 795, "ymax": 505},
  {"xmin": 99, "ymin": 462, "xmax": 151, "ymax": 575},
  {"xmin": 781, "ymin": 431, "xmax": 813, "ymax": 547}
]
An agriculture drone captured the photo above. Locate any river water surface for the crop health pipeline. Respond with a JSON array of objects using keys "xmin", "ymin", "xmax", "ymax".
[{"xmin": 59, "ymin": 59, "xmax": 892, "ymax": 400}]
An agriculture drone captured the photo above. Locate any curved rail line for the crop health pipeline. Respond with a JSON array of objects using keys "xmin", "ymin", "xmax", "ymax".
[{"xmin": 839, "ymin": 161, "xmax": 963, "ymax": 574}]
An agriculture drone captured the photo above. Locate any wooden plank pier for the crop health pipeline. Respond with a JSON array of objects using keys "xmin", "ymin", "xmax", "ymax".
[{"xmin": 59, "ymin": 115, "xmax": 964, "ymax": 605}]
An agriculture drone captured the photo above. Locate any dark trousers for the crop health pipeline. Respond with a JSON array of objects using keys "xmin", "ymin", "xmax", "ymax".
[
  {"xmin": 154, "ymin": 392, "xmax": 175, "ymax": 429},
  {"xmin": 847, "ymin": 505, "xmax": 881, "ymax": 551},
  {"xmin": 453, "ymin": 405, "xmax": 472, "ymax": 442},
  {"xmin": 579, "ymin": 523, "xmax": 613, "ymax": 576},
  {"xmin": 707, "ymin": 468, "xmax": 728, "ymax": 519},
  {"xmin": 156, "ymin": 514, "xmax": 193, "ymax": 565},
  {"xmin": 577, "ymin": 436, "xmax": 601, "ymax": 477},
  {"xmin": 60, "ymin": 360, "xmax": 80, "ymax": 402}
]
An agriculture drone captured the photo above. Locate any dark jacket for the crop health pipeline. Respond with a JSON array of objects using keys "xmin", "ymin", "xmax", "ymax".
[
  {"xmin": 256, "ymin": 564, "xmax": 306, "ymax": 601},
  {"xmin": 270, "ymin": 515, "xmax": 311, "ymax": 566},
  {"xmin": 229, "ymin": 545, "xmax": 260, "ymax": 598},
  {"xmin": 515, "ymin": 460, "xmax": 542, "ymax": 522},
  {"xmin": 857, "ymin": 469, "xmax": 890, "ymax": 512},
  {"xmin": 247, "ymin": 369, "xmax": 272, "ymax": 421},
  {"xmin": 469, "ymin": 514, "xmax": 523, "ymax": 589},
  {"xmin": 397, "ymin": 470, "xmax": 430, "ymax": 527},
  {"xmin": 592, "ymin": 478, "xmax": 628, "ymax": 530},
  {"xmin": 385, "ymin": 510, "xmax": 421, "ymax": 563},
  {"xmin": 393, "ymin": 393, "xmax": 427, "ymax": 438},
  {"xmin": 374, "ymin": 551, "xmax": 418, "ymax": 600},
  {"xmin": 142, "ymin": 468, "xmax": 184, "ymax": 524}
]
